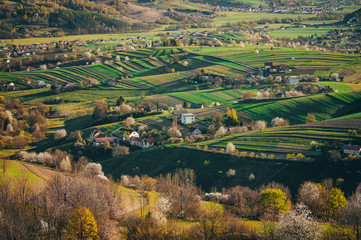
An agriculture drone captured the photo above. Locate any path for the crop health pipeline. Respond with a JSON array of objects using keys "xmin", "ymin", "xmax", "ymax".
[{"xmin": 18, "ymin": 162, "xmax": 56, "ymax": 180}]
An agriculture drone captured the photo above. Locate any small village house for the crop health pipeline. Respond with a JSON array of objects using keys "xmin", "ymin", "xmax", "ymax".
[
  {"xmin": 90, "ymin": 129, "xmax": 114, "ymax": 144},
  {"xmin": 343, "ymin": 144, "xmax": 361, "ymax": 155},
  {"xmin": 129, "ymin": 137, "xmax": 159, "ymax": 148},
  {"xmin": 288, "ymin": 76, "xmax": 299, "ymax": 85},
  {"xmin": 122, "ymin": 130, "xmax": 139, "ymax": 141}
]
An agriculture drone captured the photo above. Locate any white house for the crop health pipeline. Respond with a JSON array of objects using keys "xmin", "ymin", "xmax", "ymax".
[
  {"xmin": 122, "ymin": 130, "xmax": 139, "ymax": 141},
  {"xmin": 344, "ymin": 145, "xmax": 361, "ymax": 155},
  {"xmin": 180, "ymin": 113, "xmax": 195, "ymax": 124},
  {"xmin": 191, "ymin": 128, "xmax": 202, "ymax": 135},
  {"xmin": 288, "ymin": 76, "xmax": 299, "ymax": 85},
  {"xmin": 130, "ymin": 137, "xmax": 159, "ymax": 148}
]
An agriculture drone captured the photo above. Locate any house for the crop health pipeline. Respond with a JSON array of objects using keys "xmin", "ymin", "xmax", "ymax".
[
  {"xmin": 122, "ymin": 130, "xmax": 139, "ymax": 141},
  {"xmin": 264, "ymin": 62, "xmax": 273, "ymax": 69},
  {"xmin": 90, "ymin": 129, "xmax": 114, "ymax": 144},
  {"xmin": 159, "ymin": 106, "xmax": 173, "ymax": 111},
  {"xmin": 190, "ymin": 103, "xmax": 203, "ymax": 109},
  {"xmin": 5, "ymin": 82, "xmax": 15, "ymax": 90},
  {"xmin": 343, "ymin": 144, "xmax": 361, "ymax": 155},
  {"xmin": 130, "ymin": 137, "xmax": 159, "ymax": 148},
  {"xmin": 180, "ymin": 113, "xmax": 195, "ymax": 124},
  {"xmin": 191, "ymin": 128, "xmax": 202, "ymax": 135},
  {"xmin": 288, "ymin": 76, "xmax": 299, "ymax": 85}
]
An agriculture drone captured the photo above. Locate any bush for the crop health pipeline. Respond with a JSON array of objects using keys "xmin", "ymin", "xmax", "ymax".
[
  {"xmin": 112, "ymin": 146, "xmax": 129, "ymax": 157},
  {"xmin": 54, "ymin": 129, "xmax": 67, "ymax": 140}
]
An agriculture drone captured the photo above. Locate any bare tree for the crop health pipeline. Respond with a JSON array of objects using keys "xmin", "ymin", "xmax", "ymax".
[{"xmin": 340, "ymin": 193, "xmax": 361, "ymax": 240}]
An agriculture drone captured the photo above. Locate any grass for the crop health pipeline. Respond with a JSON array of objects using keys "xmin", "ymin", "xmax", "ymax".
[
  {"xmin": 269, "ymin": 27, "xmax": 332, "ymax": 38},
  {"xmin": 231, "ymin": 91, "xmax": 361, "ymax": 124},
  {"xmin": 213, "ymin": 12, "xmax": 315, "ymax": 26},
  {"xmin": 167, "ymin": 88, "xmax": 244, "ymax": 104},
  {"xmin": 318, "ymin": 81, "xmax": 354, "ymax": 92},
  {"xmin": 195, "ymin": 126, "xmax": 359, "ymax": 152},
  {"xmin": 0, "ymin": 160, "xmax": 50, "ymax": 182}
]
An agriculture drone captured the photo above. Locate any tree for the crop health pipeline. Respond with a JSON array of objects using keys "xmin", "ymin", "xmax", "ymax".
[
  {"xmin": 259, "ymin": 189, "xmax": 289, "ymax": 219},
  {"xmin": 54, "ymin": 129, "xmax": 67, "ymax": 140},
  {"xmin": 243, "ymin": 91, "xmax": 254, "ymax": 100},
  {"xmin": 297, "ymin": 181, "xmax": 321, "ymax": 215},
  {"xmin": 112, "ymin": 146, "xmax": 129, "ymax": 157},
  {"xmin": 340, "ymin": 193, "xmax": 361, "ymax": 240},
  {"xmin": 328, "ymin": 150, "xmax": 342, "ymax": 162},
  {"xmin": 116, "ymin": 96, "xmax": 125, "ymax": 106},
  {"xmin": 306, "ymin": 113, "xmax": 316, "ymax": 123},
  {"xmin": 226, "ymin": 142, "xmax": 235, "ymax": 153},
  {"xmin": 92, "ymin": 102, "xmax": 108, "ymax": 119},
  {"xmin": 271, "ymin": 117, "xmax": 289, "ymax": 127},
  {"xmin": 182, "ymin": 101, "xmax": 189, "ymax": 109},
  {"xmin": 122, "ymin": 117, "xmax": 135, "ymax": 128},
  {"xmin": 168, "ymin": 117, "xmax": 182, "ymax": 138},
  {"xmin": 214, "ymin": 126, "xmax": 226, "ymax": 138},
  {"xmin": 325, "ymin": 187, "xmax": 346, "ymax": 218},
  {"xmin": 225, "ymin": 108, "xmax": 238, "ymax": 126},
  {"xmin": 252, "ymin": 120, "xmax": 267, "ymax": 131},
  {"xmin": 67, "ymin": 207, "xmax": 99, "ymax": 240},
  {"xmin": 278, "ymin": 203, "xmax": 323, "ymax": 240}
]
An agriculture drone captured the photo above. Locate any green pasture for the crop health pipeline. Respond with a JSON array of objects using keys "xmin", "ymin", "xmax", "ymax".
[
  {"xmin": 231, "ymin": 91, "xmax": 361, "ymax": 124},
  {"xmin": 269, "ymin": 27, "xmax": 332, "ymax": 38},
  {"xmin": 318, "ymin": 81, "xmax": 354, "ymax": 92},
  {"xmin": 213, "ymin": 12, "xmax": 314, "ymax": 26},
  {"xmin": 168, "ymin": 88, "xmax": 245, "ymax": 104},
  {"xmin": 194, "ymin": 126, "xmax": 359, "ymax": 152}
]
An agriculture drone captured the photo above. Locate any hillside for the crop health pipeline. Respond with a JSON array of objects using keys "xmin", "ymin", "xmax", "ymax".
[
  {"xmin": 0, "ymin": 0, "xmax": 162, "ymax": 38},
  {"xmin": 232, "ymin": 91, "xmax": 361, "ymax": 124},
  {"xmin": 99, "ymin": 145, "xmax": 361, "ymax": 195},
  {"xmin": 343, "ymin": 7, "xmax": 361, "ymax": 25}
]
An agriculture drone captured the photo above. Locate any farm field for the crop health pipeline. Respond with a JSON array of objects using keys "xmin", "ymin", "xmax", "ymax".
[
  {"xmin": 268, "ymin": 27, "xmax": 332, "ymax": 38},
  {"xmin": 231, "ymin": 91, "xmax": 361, "ymax": 124},
  {"xmin": 212, "ymin": 12, "xmax": 315, "ymax": 26},
  {"xmin": 192, "ymin": 124, "xmax": 360, "ymax": 154}
]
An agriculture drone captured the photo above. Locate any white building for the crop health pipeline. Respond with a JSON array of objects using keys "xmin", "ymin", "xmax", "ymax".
[
  {"xmin": 122, "ymin": 130, "xmax": 139, "ymax": 141},
  {"xmin": 344, "ymin": 145, "xmax": 361, "ymax": 155},
  {"xmin": 288, "ymin": 76, "xmax": 299, "ymax": 85},
  {"xmin": 180, "ymin": 113, "xmax": 195, "ymax": 124}
]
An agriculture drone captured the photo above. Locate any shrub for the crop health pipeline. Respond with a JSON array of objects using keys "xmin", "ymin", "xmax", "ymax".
[
  {"xmin": 112, "ymin": 146, "xmax": 129, "ymax": 157},
  {"xmin": 54, "ymin": 129, "xmax": 67, "ymax": 140}
]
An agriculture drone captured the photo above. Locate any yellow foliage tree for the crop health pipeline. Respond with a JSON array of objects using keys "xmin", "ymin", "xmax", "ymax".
[{"xmin": 67, "ymin": 207, "xmax": 99, "ymax": 240}]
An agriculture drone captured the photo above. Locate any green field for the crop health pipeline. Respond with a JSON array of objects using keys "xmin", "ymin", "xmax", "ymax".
[
  {"xmin": 232, "ymin": 91, "xmax": 361, "ymax": 124},
  {"xmin": 269, "ymin": 27, "xmax": 332, "ymax": 38},
  {"xmin": 194, "ymin": 126, "xmax": 360, "ymax": 152}
]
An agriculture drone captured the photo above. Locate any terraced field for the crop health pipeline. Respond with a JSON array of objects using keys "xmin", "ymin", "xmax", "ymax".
[
  {"xmin": 231, "ymin": 91, "xmax": 361, "ymax": 124},
  {"xmin": 192, "ymin": 125, "xmax": 361, "ymax": 154}
]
